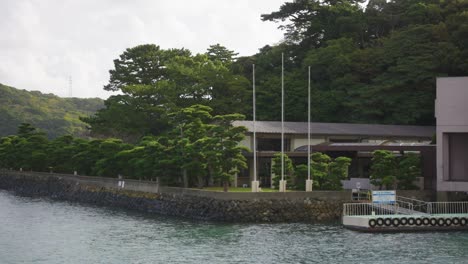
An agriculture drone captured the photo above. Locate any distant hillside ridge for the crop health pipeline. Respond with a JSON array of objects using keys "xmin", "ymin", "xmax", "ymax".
[{"xmin": 0, "ymin": 83, "xmax": 104, "ymax": 138}]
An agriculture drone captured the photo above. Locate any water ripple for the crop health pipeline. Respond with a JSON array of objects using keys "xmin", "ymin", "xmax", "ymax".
[{"xmin": 1, "ymin": 190, "xmax": 468, "ymax": 264}]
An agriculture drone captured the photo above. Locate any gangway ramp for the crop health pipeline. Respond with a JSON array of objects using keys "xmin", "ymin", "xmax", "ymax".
[{"xmin": 369, "ymin": 196, "xmax": 430, "ymax": 215}]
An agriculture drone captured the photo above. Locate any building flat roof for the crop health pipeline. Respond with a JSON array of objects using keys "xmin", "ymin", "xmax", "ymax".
[{"xmin": 233, "ymin": 121, "xmax": 435, "ymax": 138}]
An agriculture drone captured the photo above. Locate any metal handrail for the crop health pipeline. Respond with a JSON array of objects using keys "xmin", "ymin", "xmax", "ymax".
[
  {"xmin": 344, "ymin": 200, "xmax": 468, "ymax": 217},
  {"xmin": 427, "ymin": 202, "xmax": 468, "ymax": 215},
  {"xmin": 395, "ymin": 200, "xmax": 414, "ymax": 212},
  {"xmin": 396, "ymin": 196, "xmax": 427, "ymax": 205},
  {"xmin": 396, "ymin": 196, "xmax": 429, "ymax": 213},
  {"xmin": 343, "ymin": 202, "xmax": 405, "ymax": 216}
]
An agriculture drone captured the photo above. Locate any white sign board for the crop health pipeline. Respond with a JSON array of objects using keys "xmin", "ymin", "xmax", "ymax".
[{"xmin": 372, "ymin": 190, "xmax": 396, "ymax": 204}]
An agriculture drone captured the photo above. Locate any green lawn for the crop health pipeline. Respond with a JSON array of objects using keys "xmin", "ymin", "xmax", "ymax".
[{"xmin": 199, "ymin": 187, "xmax": 280, "ymax": 192}]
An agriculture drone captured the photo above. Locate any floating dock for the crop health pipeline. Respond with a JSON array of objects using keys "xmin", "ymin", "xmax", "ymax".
[{"xmin": 342, "ymin": 196, "xmax": 468, "ymax": 232}]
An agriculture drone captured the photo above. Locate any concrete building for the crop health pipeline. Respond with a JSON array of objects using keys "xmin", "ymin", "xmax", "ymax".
[
  {"xmin": 436, "ymin": 77, "xmax": 468, "ymax": 191},
  {"xmin": 233, "ymin": 120, "xmax": 435, "ymax": 189}
]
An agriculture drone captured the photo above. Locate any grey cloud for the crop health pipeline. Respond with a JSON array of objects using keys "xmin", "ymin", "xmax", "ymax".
[{"xmin": 0, "ymin": 0, "xmax": 286, "ymax": 98}]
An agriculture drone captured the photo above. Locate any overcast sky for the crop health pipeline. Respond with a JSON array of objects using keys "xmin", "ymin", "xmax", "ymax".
[{"xmin": 0, "ymin": 0, "xmax": 287, "ymax": 99}]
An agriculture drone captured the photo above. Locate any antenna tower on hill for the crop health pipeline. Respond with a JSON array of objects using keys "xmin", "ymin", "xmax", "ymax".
[{"xmin": 68, "ymin": 75, "xmax": 73, "ymax": 97}]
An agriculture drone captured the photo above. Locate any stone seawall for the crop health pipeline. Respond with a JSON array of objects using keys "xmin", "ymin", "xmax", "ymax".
[
  {"xmin": 0, "ymin": 171, "xmax": 357, "ymax": 223},
  {"xmin": 0, "ymin": 170, "xmax": 436, "ymax": 222}
]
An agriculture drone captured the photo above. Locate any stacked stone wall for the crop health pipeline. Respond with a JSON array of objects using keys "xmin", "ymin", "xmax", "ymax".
[{"xmin": 3, "ymin": 170, "xmax": 436, "ymax": 223}]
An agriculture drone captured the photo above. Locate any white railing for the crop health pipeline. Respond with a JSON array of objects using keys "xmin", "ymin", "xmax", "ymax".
[
  {"xmin": 344, "ymin": 202, "xmax": 468, "ymax": 216},
  {"xmin": 396, "ymin": 196, "xmax": 428, "ymax": 213},
  {"xmin": 343, "ymin": 203, "xmax": 408, "ymax": 216},
  {"xmin": 427, "ymin": 202, "xmax": 468, "ymax": 215},
  {"xmin": 395, "ymin": 200, "xmax": 415, "ymax": 213}
]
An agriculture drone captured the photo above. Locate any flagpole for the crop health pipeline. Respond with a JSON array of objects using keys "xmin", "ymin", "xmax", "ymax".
[
  {"xmin": 306, "ymin": 66, "xmax": 313, "ymax": 191},
  {"xmin": 280, "ymin": 53, "xmax": 286, "ymax": 192},
  {"xmin": 252, "ymin": 64, "xmax": 259, "ymax": 192}
]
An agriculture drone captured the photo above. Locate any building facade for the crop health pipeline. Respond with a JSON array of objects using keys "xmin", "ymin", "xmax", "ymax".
[
  {"xmin": 233, "ymin": 120, "xmax": 435, "ymax": 189},
  {"xmin": 436, "ymin": 77, "xmax": 468, "ymax": 191}
]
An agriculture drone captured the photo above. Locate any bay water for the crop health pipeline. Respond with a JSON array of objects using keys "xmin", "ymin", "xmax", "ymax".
[{"xmin": 1, "ymin": 190, "xmax": 467, "ymax": 264}]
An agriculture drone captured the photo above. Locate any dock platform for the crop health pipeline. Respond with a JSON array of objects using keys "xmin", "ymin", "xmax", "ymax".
[{"xmin": 342, "ymin": 197, "xmax": 468, "ymax": 232}]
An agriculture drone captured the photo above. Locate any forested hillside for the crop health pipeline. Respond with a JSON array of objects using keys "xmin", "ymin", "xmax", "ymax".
[
  {"xmin": 238, "ymin": 0, "xmax": 468, "ymax": 125},
  {"xmin": 85, "ymin": 0, "xmax": 467, "ymax": 140},
  {"xmin": 0, "ymin": 83, "xmax": 103, "ymax": 138}
]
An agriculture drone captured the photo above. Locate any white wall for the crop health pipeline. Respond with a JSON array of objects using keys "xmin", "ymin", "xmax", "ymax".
[{"xmin": 436, "ymin": 77, "xmax": 468, "ymax": 191}]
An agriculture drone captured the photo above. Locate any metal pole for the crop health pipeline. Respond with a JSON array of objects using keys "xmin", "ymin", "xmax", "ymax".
[
  {"xmin": 305, "ymin": 66, "xmax": 313, "ymax": 192},
  {"xmin": 252, "ymin": 64, "xmax": 258, "ymax": 192},
  {"xmin": 308, "ymin": 66, "xmax": 311, "ymax": 181},
  {"xmin": 253, "ymin": 64, "xmax": 257, "ymax": 183},
  {"xmin": 281, "ymin": 53, "xmax": 284, "ymax": 183}
]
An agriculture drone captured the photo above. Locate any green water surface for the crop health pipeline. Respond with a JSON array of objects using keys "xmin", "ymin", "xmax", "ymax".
[{"xmin": 1, "ymin": 190, "xmax": 467, "ymax": 264}]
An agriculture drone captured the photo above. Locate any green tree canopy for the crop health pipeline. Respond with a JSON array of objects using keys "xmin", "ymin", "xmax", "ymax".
[
  {"xmin": 206, "ymin": 44, "xmax": 238, "ymax": 64},
  {"xmin": 311, "ymin": 152, "xmax": 351, "ymax": 190},
  {"xmin": 86, "ymin": 45, "xmax": 250, "ymax": 139},
  {"xmin": 370, "ymin": 150, "xmax": 398, "ymax": 189},
  {"xmin": 228, "ymin": 0, "xmax": 468, "ymax": 126}
]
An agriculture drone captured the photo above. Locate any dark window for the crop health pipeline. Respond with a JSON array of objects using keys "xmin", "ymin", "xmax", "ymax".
[
  {"xmin": 239, "ymin": 167, "xmax": 249, "ymax": 178},
  {"xmin": 449, "ymin": 133, "xmax": 468, "ymax": 181},
  {"xmin": 257, "ymin": 138, "xmax": 290, "ymax": 151}
]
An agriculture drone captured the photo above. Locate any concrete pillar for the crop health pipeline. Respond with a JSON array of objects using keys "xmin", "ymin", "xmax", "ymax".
[
  {"xmin": 251, "ymin": 180, "xmax": 259, "ymax": 192},
  {"xmin": 306, "ymin": 179, "xmax": 313, "ymax": 192},
  {"xmin": 279, "ymin": 180, "xmax": 287, "ymax": 192}
]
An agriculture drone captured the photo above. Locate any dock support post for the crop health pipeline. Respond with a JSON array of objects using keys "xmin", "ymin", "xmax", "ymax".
[
  {"xmin": 279, "ymin": 180, "xmax": 287, "ymax": 192},
  {"xmin": 251, "ymin": 180, "xmax": 259, "ymax": 192},
  {"xmin": 306, "ymin": 179, "xmax": 313, "ymax": 192}
]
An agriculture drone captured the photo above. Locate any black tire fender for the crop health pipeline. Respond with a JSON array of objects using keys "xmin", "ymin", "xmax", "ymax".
[
  {"xmin": 384, "ymin": 218, "xmax": 392, "ymax": 226},
  {"xmin": 437, "ymin": 218, "xmax": 445, "ymax": 226},
  {"xmin": 376, "ymin": 218, "xmax": 384, "ymax": 226},
  {"xmin": 408, "ymin": 218, "xmax": 416, "ymax": 225},
  {"xmin": 392, "ymin": 218, "xmax": 400, "ymax": 227},
  {"xmin": 422, "ymin": 218, "xmax": 430, "ymax": 226},
  {"xmin": 430, "ymin": 218, "xmax": 437, "ymax": 226},
  {"xmin": 415, "ymin": 218, "xmax": 423, "ymax": 226},
  {"xmin": 445, "ymin": 218, "xmax": 453, "ymax": 226},
  {"xmin": 460, "ymin": 218, "xmax": 467, "ymax": 226},
  {"xmin": 369, "ymin": 219, "xmax": 377, "ymax": 228},
  {"xmin": 400, "ymin": 217, "xmax": 408, "ymax": 226},
  {"xmin": 452, "ymin": 217, "xmax": 460, "ymax": 225}
]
